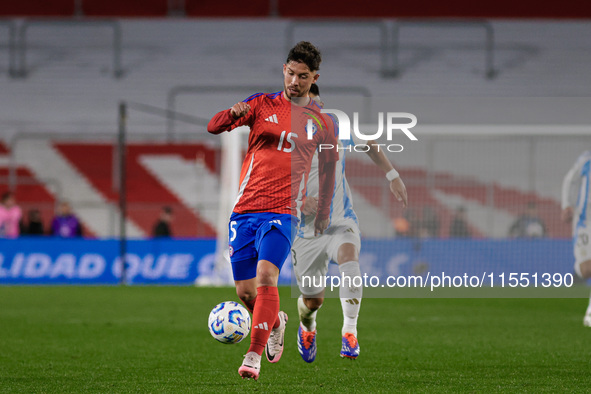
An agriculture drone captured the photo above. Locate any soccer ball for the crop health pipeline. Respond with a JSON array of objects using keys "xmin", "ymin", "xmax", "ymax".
[{"xmin": 208, "ymin": 301, "xmax": 251, "ymax": 344}]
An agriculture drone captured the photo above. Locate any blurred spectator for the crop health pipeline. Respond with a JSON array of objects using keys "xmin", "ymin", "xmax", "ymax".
[
  {"xmin": 393, "ymin": 208, "xmax": 418, "ymax": 238},
  {"xmin": 508, "ymin": 201, "xmax": 547, "ymax": 238},
  {"xmin": 449, "ymin": 206, "xmax": 471, "ymax": 238},
  {"xmin": 393, "ymin": 216, "xmax": 410, "ymax": 237},
  {"xmin": 153, "ymin": 206, "xmax": 173, "ymax": 237},
  {"xmin": 50, "ymin": 201, "xmax": 82, "ymax": 237},
  {"xmin": 0, "ymin": 191, "xmax": 22, "ymax": 238},
  {"xmin": 419, "ymin": 206, "xmax": 440, "ymax": 238},
  {"xmin": 24, "ymin": 209, "xmax": 45, "ymax": 236}
]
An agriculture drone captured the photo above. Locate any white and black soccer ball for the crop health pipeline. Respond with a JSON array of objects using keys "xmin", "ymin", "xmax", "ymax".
[{"xmin": 208, "ymin": 301, "xmax": 251, "ymax": 344}]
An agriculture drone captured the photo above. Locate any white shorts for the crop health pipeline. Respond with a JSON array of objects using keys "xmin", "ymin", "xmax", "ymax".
[
  {"xmin": 574, "ymin": 223, "xmax": 591, "ymax": 277},
  {"xmin": 291, "ymin": 220, "xmax": 361, "ymax": 296}
]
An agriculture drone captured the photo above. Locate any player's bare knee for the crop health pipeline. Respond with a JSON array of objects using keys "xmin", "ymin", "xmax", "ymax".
[
  {"xmin": 256, "ymin": 260, "xmax": 280, "ymax": 287},
  {"xmin": 236, "ymin": 287, "xmax": 256, "ymax": 302},
  {"xmin": 237, "ymin": 293, "xmax": 255, "ymax": 304},
  {"xmin": 304, "ymin": 297, "xmax": 324, "ymax": 311},
  {"xmin": 256, "ymin": 269, "xmax": 278, "ymax": 287},
  {"xmin": 337, "ymin": 243, "xmax": 359, "ymax": 265},
  {"xmin": 578, "ymin": 260, "xmax": 591, "ymax": 279},
  {"xmin": 234, "ymin": 278, "xmax": 257, "ymax": 301}
]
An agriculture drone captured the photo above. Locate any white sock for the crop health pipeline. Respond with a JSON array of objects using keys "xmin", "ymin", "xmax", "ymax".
[
  {"xmin": 586, "ymin": 291, "xmax": 591, "ymax": 316},
  {"xmin": 298, "ymin": 295, "xmax": 318, "ymax": 332},
  {"xmin": 339, "ymin": 260, "xmax": 362, "ymax": 336}
]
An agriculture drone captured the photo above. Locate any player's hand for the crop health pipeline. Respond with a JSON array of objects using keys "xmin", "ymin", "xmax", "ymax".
[
  {"xmin": 314, "ymin": 217, "xmax": 329, "ymax": 236},
  {"xmin": 561, "ymin": 207, "xmax": 573, "ymax": 223},
  {"xmin": 230, "ymin": 102, "xmax": 251, "ymax": 119},
  {"xmin": 390, "ymin": 177, "xmax": 408, "ymax": 208},
  {"xmin": 302, "ymin": 196, "xmax": 318, "ymax": 216}
]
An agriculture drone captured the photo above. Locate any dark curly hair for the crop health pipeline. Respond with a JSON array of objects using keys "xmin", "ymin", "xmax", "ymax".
[
  {"xmin": 286, "ymin": 41, "xmax": 322, "ymax": 72},
  {"xmin": 309, "ymin": 83, "xmax": 320, "ymax": 96}
]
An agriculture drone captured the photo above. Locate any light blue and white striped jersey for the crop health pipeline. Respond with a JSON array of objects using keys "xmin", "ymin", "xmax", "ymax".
[
  {"xmin": 297, "ymin": 136, "xmax": 360, "ymax": 239},
  {"xmin": 562, "ymin": 150, "xmax": 591, "ymax": 229}
]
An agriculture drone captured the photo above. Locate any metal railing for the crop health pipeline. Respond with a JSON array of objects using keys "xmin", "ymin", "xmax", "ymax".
[
  {"xmin": 7, "ymin": 124, "xmax": 217, "ymax": 240},
  {"xmin": 0, "ymin": 176, "xmax": 63, "ymax": 204},
  {"xmin": 165, "ymin": 84, "xmax": 373, "ymax": 140},
  {"xmin": 2, "ymin": 17, "xmax": 496, "ymax": 79},
  {"xmin": 0, "ymin": 19, "xmax": 17, "ymax": 77},
  {"xmin": 117, "ymin": 100, "xmax": 213, "ymax": 242},
  {"xmin": 7, "ymin": 130, "xmax": 118, "ymax": 192},
  {"xmin": 390, "ymin": 19, "xmax": 495, "ymax": 79},
  {"xmin": 14, "ymin": 18, "xmax": 123, "ymax": 78},
  {"xmin": 285, "ymin": 19, "xmax": 389, "ymax": 75},
  {"xmin": 285, "ymin": 18, "xmax": 496, "ymax": 79}
]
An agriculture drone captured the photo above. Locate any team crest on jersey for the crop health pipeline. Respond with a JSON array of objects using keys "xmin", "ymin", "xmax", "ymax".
[
  {"xmin": 228, "ymin": 245, "xmax": 234, "ymax": 257},
  {"xmin": 305, "ymin": 119, "xmax": 318, "ymax": 136},
  {"xmin": 304, "ymin": 112, "xmax": 326, "ymax": 139}
]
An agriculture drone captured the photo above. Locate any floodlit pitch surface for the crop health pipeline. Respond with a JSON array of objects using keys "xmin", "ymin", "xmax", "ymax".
[{"xmin": 0, "ymin": 286, "xmax": 590, "ymax": 392}]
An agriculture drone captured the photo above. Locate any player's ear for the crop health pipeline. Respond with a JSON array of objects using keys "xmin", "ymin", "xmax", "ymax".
[
  {"xmin": 313, "ymin": 73, "xmax": 319, "ymax": 83},
  {"xmin": 283, "ymin": 64, "xmax": 287, "ymax": 75}
]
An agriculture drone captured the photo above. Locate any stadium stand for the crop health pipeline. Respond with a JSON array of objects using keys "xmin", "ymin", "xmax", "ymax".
[
  {"xmin": 1, "ymin": 1, "xmax": 590, "ymax": 18},
  {"xmin": 82, "ymin": 0, "xmax": 168, "ymax": 17},
  {"xmin": 185, "ymin": 0, "xmax": 271, "ymax": 17},
  {"xmin": 277, "ymin": 1, "xmax": 591, "ymax": 18},
  {"xmin": 53, "ymin": 143, "xmax": 218, "ymax": 237},
  {"xmin": 0, "ymin": 141, "xmax": 9, "ymax": 154},
  {"xmin": 0, "ymin": 0, "xmax": 75, "ymax": 17},
  {"xmin": 0, "ymin": 167, "xmax": 56, "ymax": 233},
  {"xmin": 0, "ymin": 15, "xmax": 589, "ymax": 238}
]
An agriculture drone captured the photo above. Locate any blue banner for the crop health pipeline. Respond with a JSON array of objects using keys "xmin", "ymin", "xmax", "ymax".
[
  {"xmin": 0, "ymin": 238, "xmax": 574, "ymax": 285},
  {"xmin": 0, "ymin": 238, "xmax": 216, "ymax": 285},
  {"xmin": 350, "ymin": 239, "xmax": 573, "ymax": 283}
]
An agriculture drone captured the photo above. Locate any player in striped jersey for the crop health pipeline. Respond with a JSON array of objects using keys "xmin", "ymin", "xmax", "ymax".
[
  {"xmin": 208, "ymin": 42, "xmax": 338, "ymax": 380},
  {"xmin": 292, "ymin": 84, "xmax": 408, "ymax": 362},
  {"xmin": 561, "ymin": 150, "xmax": 591, "ymax": 326}
]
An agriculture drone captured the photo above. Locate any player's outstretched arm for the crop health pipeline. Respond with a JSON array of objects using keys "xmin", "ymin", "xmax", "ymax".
[
  {"xmin": 207, "ymin": 102, "xmax": 251, "ymax": 134},
  {"xmin": 561, "ymin": 207, "xmax": 574, "ymax": 224},
  {"xmin": 315, "ymin": 160, "xmax": 336, "ymax": 235},
  {"xmin": 301, "ymin": 196, "xmax": 318, "ymax": 216},
  {"xmin": 561, "ymin": 157, "xmax": 586, "ymax": 213},
  {"xmin": 389, "ymin": 177, "xmax": 408, "ymax": 208},
  {"xmin": 365, "ymin": 140, "xmax": 408, "ymax": 208},
  {"xmin": 562, "ymin": 151, "xmax": 591, "ymax": 215}
]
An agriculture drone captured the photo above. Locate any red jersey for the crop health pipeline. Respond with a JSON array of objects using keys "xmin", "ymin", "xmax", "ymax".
[{"xmin": 208, "ymin": 91, "xmax": 338, "ymax": 220}]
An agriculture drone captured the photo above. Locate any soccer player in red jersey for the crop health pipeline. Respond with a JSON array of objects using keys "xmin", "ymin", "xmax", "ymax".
[{"xmin": 207, "ymin": 42, "xmax": 338, "ymax": 380}]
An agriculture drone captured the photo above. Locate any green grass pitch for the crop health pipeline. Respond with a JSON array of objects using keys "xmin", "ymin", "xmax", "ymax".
[{"xmin": 1, "ymin": 286, "xmax": 590, "ymax": 392}]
